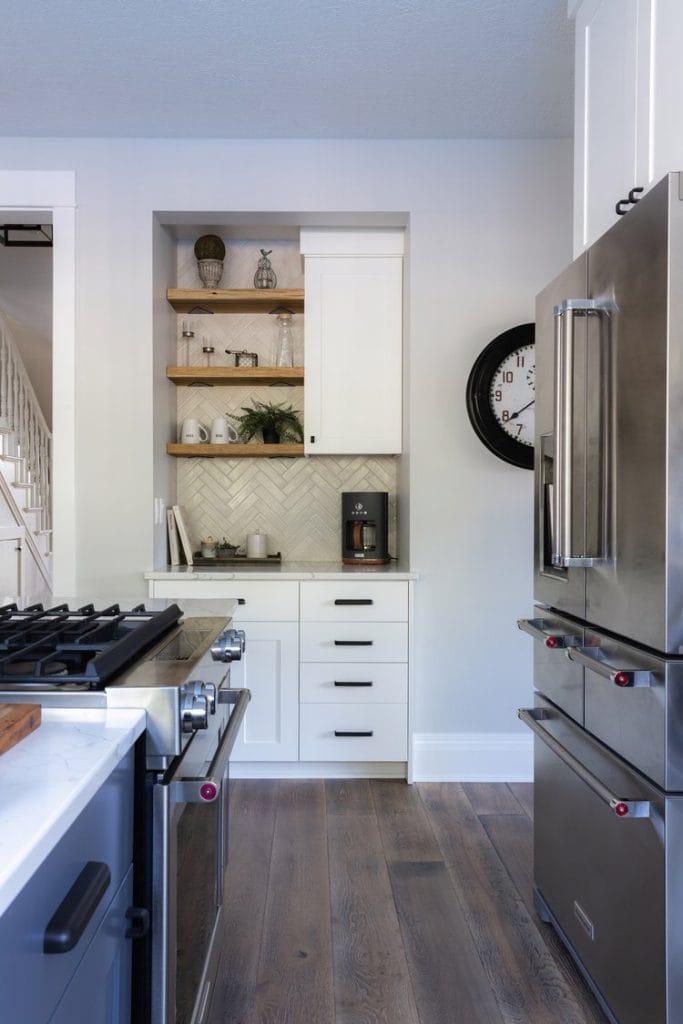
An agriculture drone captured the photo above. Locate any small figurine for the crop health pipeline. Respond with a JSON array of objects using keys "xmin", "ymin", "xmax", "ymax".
[{"xmin": 254, "ymin": 249, "xmax": 277, "ymax": 289}]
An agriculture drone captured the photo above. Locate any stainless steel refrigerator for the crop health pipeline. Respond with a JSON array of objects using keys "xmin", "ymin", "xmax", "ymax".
[{"xmin": 519, "ymin": 172, "xmax": 683, "ymax": 1024}]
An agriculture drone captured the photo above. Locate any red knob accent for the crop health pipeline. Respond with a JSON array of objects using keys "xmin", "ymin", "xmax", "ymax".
[
  {"xmin": 614, "ymin": 802, "xmax": 629, "ymax": 817},
  {"xmin": 614, "ymin": 671, "xmax": 631, "ymax": 687},
  {"xmin": 199, "ymin": 782, "xmax": 217, "ymax": 802},
  {"xmin": 545, "ymin": 636, "xmax": 559, "ymax": 648}
]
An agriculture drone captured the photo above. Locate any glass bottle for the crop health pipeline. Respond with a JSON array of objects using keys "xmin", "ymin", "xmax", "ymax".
[{"xmin": 275, "ymin": 311, "xmax": 294, "ymax": 367}]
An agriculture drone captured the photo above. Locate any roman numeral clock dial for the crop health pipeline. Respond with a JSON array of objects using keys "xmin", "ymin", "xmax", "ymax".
[{"xmin": 466, "ymin": 323, "xmax": 535, "ymax": 470}]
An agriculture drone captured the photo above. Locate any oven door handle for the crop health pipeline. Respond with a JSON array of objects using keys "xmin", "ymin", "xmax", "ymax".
[
  {"xmin": 169, "ymin": 688, "xmax": 250, "ymax": 804},
  {"xmin": 517, "ymin": 617, "xmax": 582, "ymax": 649},
  {"xmin": 566, "ymin": 646, "xmax": 653, "ymax": 688},
  {"xmin": 518, "ymin": 708, "xmax": 651, "ymax": 818}
]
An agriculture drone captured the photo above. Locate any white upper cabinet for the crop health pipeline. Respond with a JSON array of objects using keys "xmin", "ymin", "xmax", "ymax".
[
  {"xmin": 572, "ymin": 0, "xmax": 651, "ymax": 252},
  {"xmin": 572, "ymin": 0, "xmax": 683, "ymax": 253},
  {"xmin": 300, "ymin": 228, "xmax": 404, "ymax": 455}
]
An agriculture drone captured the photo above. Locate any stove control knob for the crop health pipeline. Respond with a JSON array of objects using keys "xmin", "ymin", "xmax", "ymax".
[
  {"xmin": 180, "ymin": 692, "xmax": 209, "ymax": 733},
  {"xmin": 211, "ymin": 628, "xmax": 246, "ymax": 663},
  {"xmin": 188, "ymin": 680, "xmax": 217, "ymax": 714}
]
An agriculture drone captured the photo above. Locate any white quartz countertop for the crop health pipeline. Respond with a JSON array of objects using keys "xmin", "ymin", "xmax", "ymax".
[
  {"xmin": 0, "ymin": 707, "xmax": 145, "ymax": 917},
  {"xmin": 146, "ymin": 561, "xmax": 417, "ymax": 581}
]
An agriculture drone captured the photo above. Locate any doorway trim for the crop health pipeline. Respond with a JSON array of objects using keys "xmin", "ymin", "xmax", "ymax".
[{"xmin": 0, "ymin": 171, "xmax": 76, "ymax": 595}]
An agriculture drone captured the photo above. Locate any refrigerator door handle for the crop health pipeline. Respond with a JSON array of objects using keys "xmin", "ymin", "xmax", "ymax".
[
  {"xmin": 518, "ymin": 708, "xmax": 651, "ymax": 818},
  {"xmin": 517, "ymin": 617, "xmax": 582, "ymax": 649},
  {"xmin": 566, "ymin": 647, "xmax": 653, "ymax": 688},
  {"xmin": 553, "ymin": 298, "xmax": 605, "ymax": 568}
]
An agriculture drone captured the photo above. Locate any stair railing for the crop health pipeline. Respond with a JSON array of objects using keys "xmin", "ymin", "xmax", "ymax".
[{"xmin": 0, "ymin": 311, "xmax": 52, "ymax": 548}]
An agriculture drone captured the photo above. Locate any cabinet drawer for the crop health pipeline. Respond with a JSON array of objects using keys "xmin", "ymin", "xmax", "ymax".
[
  {"xmin": 300, "ymin": 580, "xmax": 407, "ymax": 621},
  {"xmin": 0, "ymin": 750, "xmax": 134, "ymax": 1024},
  {"xmin": 300, "ymin": 662, "xmax": 407, "ymax": 703},
  {"xmin": 149, "ymin": 580, "xmax": 299, "ymax": 620},
  {"xmin": 300, "ymin": 703, "xmax": 407, "ymax": 761},
  {"xmin": 301, "ymin": 622, "xmax": 407, "ymax": 662}
]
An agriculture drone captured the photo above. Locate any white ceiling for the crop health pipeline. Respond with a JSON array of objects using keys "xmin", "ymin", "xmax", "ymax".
[{"xmin": 0, "ymin": 0, "xmax": 574, "ymax": 139}]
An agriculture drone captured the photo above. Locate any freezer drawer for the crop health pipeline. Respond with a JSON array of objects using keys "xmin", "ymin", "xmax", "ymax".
[
  {"xmin": 518, "ymin": 607, "xmax": 584, "ymax": 722},
  {"xmin": 523, "ymin": 697, "xmax": 671, "ymax": 1024},
  {"xmin": 577, "ymin": 627, "xmax": 683, "ymax": 791}
]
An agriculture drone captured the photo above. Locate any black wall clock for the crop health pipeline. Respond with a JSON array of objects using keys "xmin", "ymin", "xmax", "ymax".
[{"xmin": 466, "ymin": 323, "xmax": 535, "ymax": 470}]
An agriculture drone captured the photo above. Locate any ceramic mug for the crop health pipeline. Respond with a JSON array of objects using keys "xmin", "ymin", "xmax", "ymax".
[
  {"xmin": 210, "ymin": 417, "xmax": 239, "ymax": 444},
  {"xmin": 180, "ymin": 418, "xmax": 209, "ymax": 444}
]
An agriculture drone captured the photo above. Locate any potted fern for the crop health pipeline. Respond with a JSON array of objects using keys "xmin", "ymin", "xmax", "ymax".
[{"xmin": 232, "ymin": 399, "xmax": 303, "ymax": 445}]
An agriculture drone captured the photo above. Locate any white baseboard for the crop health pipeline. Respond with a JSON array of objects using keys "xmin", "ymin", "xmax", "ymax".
[
  {"xmin": 411, "ymin": 732, "xmax": 533, "ymax": 782},
  {"xmin": 230, "ymin": 760, "xmax": 406, "ymax": 779}
]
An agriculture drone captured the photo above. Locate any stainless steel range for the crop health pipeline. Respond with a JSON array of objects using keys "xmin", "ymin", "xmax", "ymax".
[
  {"xmin": 0, "ymin": 598, "xmax": 250, "ymax": 1024},
  {"xmin": 518, "ymin": 173, "xmax": 683, "ymax": 1024}
]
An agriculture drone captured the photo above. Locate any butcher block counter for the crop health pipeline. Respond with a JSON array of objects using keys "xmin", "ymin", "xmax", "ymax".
[{"xmin": 0, "ymin": 707, "xmax": 145, "ymax": 916}]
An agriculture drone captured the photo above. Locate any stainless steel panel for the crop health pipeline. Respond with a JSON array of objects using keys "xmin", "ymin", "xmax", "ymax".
[
  {"xmin": 521, "ymin": 605, "xmax": 585, "ymax": 722},
  {"xmin": 585, "ymin": 174, "xmax": 680, "ymax": 651},
  {"xmin": 581, "ymin": 627, "xmax": 683, "ymax": 791},
  {"xmin": 534, "ymin": 255, "xmax": 588, "ymax": 618},
  {"xmin": 531, "ymin": 697, "xmax": 666, "ymax": 1024}
]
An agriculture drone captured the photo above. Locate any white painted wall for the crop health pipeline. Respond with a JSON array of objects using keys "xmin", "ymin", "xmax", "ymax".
[{"xmin": 0, "ymin": 138, "xmax": 573, "ymax": 760}]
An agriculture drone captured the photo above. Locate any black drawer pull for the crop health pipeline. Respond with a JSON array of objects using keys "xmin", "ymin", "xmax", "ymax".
[
  {"xmin": 125, "ymin": 906, "xmax": 150, "ymax": 939},
  {"xmin": 334, "ymin": 640, "xmax": 373, "ymax": 646},
  {"xmin": 334, "ymin": 680, "xmax": 373, "ymax": 687},
  {"xmin": 334, "ymin": 598, "xmax": 374, "ymax": 606},
  {"xmin": 334, "ymin": 730, "xmax": 374, "ymax": 737},
  {"xmin": 44, "ymin": 861, "xmax": 111, "ymax": 954},
  {"xmin": 237, "ymin": 598, "xmax": 246, "ymax": 605}
]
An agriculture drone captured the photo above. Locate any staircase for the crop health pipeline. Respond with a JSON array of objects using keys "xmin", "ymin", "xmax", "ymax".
[{"xmin": 0, "ymin": 312, "xmax": 52, "ymax": 593}]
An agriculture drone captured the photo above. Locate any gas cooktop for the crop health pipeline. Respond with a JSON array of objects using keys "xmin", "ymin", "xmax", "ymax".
[{"xmin": 0, "ymin": 601, "xmax": 183, "ymax": 689}]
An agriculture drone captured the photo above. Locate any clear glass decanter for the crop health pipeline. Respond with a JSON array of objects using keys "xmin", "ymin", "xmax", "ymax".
[{"xmin": 275, "ymin": 311, "xmax": 294, "ymax": 367}]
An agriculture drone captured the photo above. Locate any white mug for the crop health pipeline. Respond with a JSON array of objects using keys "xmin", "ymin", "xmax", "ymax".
[
  {"xmin": 180, "ymin": 418, "xmax": 209, "ymax": 444},
  {"xmin": 210, "ymin": 417, "xmax": 239, "ymax": 444}
]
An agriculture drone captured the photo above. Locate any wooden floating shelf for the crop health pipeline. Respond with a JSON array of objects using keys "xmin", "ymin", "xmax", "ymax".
[
  {"xmin": 167, "ymin": 443, "xmax": 304, "ymax": 458},
  {"xmin": 167, "ymin": 366, "xmax": 304, "ymax": 387},
  {"xmin": 167, "ymin": 288, "xmax": 305, "ymax": 314}
]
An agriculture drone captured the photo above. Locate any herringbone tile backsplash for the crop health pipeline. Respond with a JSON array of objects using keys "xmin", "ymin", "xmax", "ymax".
[{"xmin": 174, "ymin": 239, "xmax": 398, "ymax": 560}]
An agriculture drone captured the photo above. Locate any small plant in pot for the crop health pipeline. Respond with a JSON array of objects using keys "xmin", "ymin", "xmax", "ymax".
[{"xmin": 233, "ymin": 400, "xmax": 303, "ymax": 445}]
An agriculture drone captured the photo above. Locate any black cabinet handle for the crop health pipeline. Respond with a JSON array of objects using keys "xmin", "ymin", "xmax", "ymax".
[
  {"xmin": 237, "ymin": 598, "xmax": 246, "ymax": 605},
  {"xmin": 334, "ymin": 640, "xmax": 373, "ymax": 646},
  {"xmin": 628, "ymin": 186, "xmax": 644, "ymax": 203},
  {"xmin": 334, "ymin": 730, "xmax": 374, "ymax": 737},
  {"xmin": 334, "ymin": 598, "xmax": 374, "ymax": 606},
  {"xmin": 44, "ymin": 862, "xmax": 111, "ymax": 954},
  {"xmin": 615, "ymin": 198, "xmax": 630, "ymax": 215},
  {"xmin": 334, "ymin": 680, "xmax": 373, "ymax": 687}
]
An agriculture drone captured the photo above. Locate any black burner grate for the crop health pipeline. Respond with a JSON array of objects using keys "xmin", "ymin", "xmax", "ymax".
[{"xmin": 0, "ymin": 602, "xmax": 183, "ymax": 688}]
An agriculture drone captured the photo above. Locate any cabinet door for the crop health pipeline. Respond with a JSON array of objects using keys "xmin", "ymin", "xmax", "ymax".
[
  {"xmin": 303, "ymin": 255, "xmax": 403, "ymax": 454},
  {"xmin": 48, "ymin": 867, "xmax": 133, "ymax": 1024},
  {"xmin": 649, "ymin": 2, "xmax": 683, "ymax": 185},
  {"xmin": 573, "ymin": 0, "xmax": 651, "ymax": 252},
  {"xmin": 229, "ymin": 620, "xmax": 299, "ymax": 761}
]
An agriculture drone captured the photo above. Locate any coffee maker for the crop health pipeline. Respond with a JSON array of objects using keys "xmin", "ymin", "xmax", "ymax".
[{"xmin": 341, "ymin": 491, "xmax": 390, "ymax": 565}]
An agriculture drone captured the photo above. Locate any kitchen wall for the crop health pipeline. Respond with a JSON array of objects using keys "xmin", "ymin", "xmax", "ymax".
[{"xmin": 0, "ymin": 138, "xmax": 573, "ymax": 777}]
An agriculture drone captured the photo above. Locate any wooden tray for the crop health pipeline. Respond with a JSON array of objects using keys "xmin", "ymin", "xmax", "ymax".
[
  {"xmin": 0, "ymin": 704, "xmax": 41, "ymax": 755},
  {"xmin": 192, "ymin": 552, "xmax": 282, "ymax": 566}
]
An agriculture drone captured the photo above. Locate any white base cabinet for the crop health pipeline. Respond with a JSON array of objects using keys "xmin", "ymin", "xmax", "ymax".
[{"xmin": 147, "ymin": 576, "xmax": 412, "ymax": 775}]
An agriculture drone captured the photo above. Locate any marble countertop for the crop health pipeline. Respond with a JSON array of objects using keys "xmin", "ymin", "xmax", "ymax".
[
  {"xmin": 0, "ymin": 707, "xmax": 145, "ymax": 917},
  {"xmin": 145, "ymin": 560, "xmax": 417, "ymax": 581}
]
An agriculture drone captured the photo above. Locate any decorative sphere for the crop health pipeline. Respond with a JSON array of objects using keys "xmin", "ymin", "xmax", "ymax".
[{"xmin": 194, "ymin": 234, "xmax": 226, "ymax": 261}]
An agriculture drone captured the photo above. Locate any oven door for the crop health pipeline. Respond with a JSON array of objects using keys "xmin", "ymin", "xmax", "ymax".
[{"xmin": 151, "ymin": 688, "xmax": 250, "ymax": 1024}]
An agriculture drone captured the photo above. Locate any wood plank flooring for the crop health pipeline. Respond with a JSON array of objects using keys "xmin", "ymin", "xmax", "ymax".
[{"xmin": 209, "ymin": 781, "xmax": 607, "ymax": 1024}]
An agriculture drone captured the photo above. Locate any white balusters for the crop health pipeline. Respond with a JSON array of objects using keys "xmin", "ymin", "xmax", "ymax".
[{"xmin": 0, "ymin": 312, "xmax": 52, "ymax": 551}]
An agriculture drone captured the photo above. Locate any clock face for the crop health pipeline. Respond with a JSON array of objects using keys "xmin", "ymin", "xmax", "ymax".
[
  {"xmin": 465, "ymin": 324, "xmax": 535, "ymax": 470},
  {"xmin": 489, "ymin": 343, "xmax": 535, "ymax": 448}
]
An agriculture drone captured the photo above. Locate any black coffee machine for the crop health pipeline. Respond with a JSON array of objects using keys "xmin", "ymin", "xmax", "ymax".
[{"xmin": 341, "ymin": 491, "xmax": 390, "ymax": 565}]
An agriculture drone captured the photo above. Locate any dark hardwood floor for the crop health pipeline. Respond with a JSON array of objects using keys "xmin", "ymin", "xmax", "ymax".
[{"xmin": 209, "ymin": 780, "xmax": 607, "ymax": 1024}]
